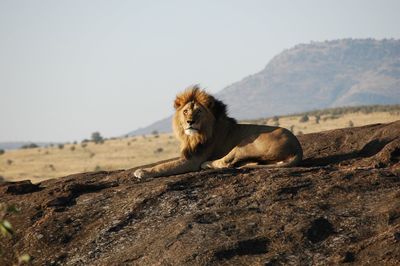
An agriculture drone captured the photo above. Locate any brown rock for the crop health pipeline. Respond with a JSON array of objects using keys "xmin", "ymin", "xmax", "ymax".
[{"xmin": 1, "ymin": 121, "xmax": 400, "ymax": 265}]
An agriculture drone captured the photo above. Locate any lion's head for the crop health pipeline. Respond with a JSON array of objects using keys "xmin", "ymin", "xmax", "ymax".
[{"xmin": 173, "ymin": 85, "xmax": 230, "ymax": 158}]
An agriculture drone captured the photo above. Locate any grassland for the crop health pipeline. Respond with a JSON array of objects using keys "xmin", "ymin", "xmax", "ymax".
[{"xmin": 1, "ymin": 106, "xmax": 399, "ymax": 183}]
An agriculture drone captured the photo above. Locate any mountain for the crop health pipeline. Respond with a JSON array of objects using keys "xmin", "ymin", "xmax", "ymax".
[
  {"xmin": 2, "ymin": 121, "xmax": 400, "ymax": 265},
  {"xmin": 0, "ymin": 142, "xmax": 55, "ymax": 151},
  {"xmin": 128, "ymin": 39, "xmax": 400, "ymax": 135}
]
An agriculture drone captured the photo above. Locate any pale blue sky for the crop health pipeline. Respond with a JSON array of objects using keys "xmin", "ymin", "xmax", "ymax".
[{"xmin": 1, "ymin": 0, "xmax": 399, "ymax": 142}]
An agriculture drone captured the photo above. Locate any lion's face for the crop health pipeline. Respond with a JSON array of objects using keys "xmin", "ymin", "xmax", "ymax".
[
  {"xmin": 172, "ymin": 86, "xmax": 227, "ymax": 158},
  {"xmin": 177, "ymin": 101, "xmax": 214, "ymax": 137}
]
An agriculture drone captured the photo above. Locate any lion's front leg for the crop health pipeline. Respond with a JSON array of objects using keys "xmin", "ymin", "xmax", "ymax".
[
  {"xmin": 133, "ymin": 168, "xmax": 154, "ymax": 179},
  {"xmin": 134, "ymin": 157, "xmax": 204, "ymax": 179}
]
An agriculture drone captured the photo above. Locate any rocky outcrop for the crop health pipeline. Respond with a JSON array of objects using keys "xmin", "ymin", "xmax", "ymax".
[{"xmin": 1, "ymin": 121, "xmax": 400, "ymax": 265}]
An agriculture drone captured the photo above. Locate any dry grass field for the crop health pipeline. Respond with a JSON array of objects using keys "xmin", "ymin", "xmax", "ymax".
[{"xmin": 1, "ymin": 109, "xmax": 399, "ymax": 183}]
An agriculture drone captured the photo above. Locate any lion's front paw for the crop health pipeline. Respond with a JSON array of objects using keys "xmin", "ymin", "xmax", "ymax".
[
  {"xmin": 133, "ymin": 168, "xmax": 152, "ymax": 179},
  {"xmin": 201, "ymin": 161, "xmax": 213, "ymax": 169},
  {"xmin": 201, "ymin": 160, "xmax": 228, "ymax": 169}
]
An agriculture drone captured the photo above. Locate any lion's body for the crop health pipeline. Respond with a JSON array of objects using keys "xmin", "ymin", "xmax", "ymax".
[{"xmin": 134, "ymin": 86, "xmax": 303, "ymax": 179}]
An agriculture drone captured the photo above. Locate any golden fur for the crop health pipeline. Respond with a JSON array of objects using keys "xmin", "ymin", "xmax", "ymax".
[{"xmin": 134, "ymin": 85, "xmax": 303, "ymax": 179}]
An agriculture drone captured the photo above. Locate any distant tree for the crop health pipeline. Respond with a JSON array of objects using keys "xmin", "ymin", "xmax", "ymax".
[
  {"xmin": 58, "ymin": 144, "xmax": 64, "ymax": 149},
  {"xmin": 299, "ymin": 114, "xmax": 309, "ymax": 123},
  {"xmin": 91, "ymin": 132, "xmax": 104, "ymax": 144},
  {"xmin": 21, "ymin": 143, "xmax": 39, "ymax": 149},
  {"xmin": 272, "ymin": 116, "xmax": 279, "ymax": 122},
  {"xmin": 0, "ymin": 149, "xmax": 4, "ymax": 155},
  {"xmin": 151, "ymin": 130, "xmax": 159, "ymax": 135},
  {"xmin": 315, "ymin": 115, "xmax": 320, "ymax": 124},
  {"xmin": 154, "ymin": 147, "xmax": 164, "ymax": 153},
  {"xmin": 73, "ymin": 141, "xmax": 78, "ymax": 145}
]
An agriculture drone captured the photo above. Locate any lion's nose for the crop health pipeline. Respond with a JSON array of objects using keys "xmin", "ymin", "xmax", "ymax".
[{"xmin": 187, "ymin": 120, "xmax": 195, "ymax": 125}]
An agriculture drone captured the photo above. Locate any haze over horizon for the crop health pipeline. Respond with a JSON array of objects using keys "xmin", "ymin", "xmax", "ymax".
[{"xmin": 1, "ymin": 0, "xmax": 400, "ymax": 142}]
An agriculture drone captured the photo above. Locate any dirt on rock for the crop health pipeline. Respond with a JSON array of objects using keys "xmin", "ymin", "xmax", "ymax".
[{"xmin": 1, "ymin": 121, "xmax": 400, "ymax": 265}]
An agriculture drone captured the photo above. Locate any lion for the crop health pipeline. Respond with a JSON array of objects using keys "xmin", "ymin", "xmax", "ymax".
[{"xmin": 134, "ymin": 85, "xmax": 303, "ymax": 179}]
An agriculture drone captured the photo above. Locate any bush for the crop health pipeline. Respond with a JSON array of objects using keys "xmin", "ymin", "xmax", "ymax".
[
  {"xmin": 6, "ymin": 159, "xmax": 13, "ymax": 165},
  {"xmin": 315, "ymin": 115, "xmax": 320, "ymax": 124},
  {"xmin": 94, "ymin": 165, "xmax": 102, "ymax": 171},
  {"xmin": 21, "ymin": 143, "xmax": 39, "ymax": 149},
  {"xmin": 91, "ymin": 132, "xmax": 104, "ymax": 144},
  {"xmin": 58, "ymin": 144, "xmax": 64, "ymax": 149},
  {"xmin": 299, "ymin": 114, "xmax": 309, "ymax": 123},
  {"xmin": 0, "ymin": 149, "xmax": 4, "ymax": 155},
  {"xmin": 0, "ymin": 204, "xmax": 31, "ymax": 263},
  {"xmin": 348, "ymin": 120, "xmax": 354, "ymax": 127},
  {"xmin": 70, "ymin": 146, "xmax": 76, "ymax": 151},
  {"xmin": 154, "ymin": 147, "xmax": 164, "ymax": 153}
]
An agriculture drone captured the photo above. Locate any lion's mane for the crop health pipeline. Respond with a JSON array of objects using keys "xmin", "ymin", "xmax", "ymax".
[{"xmin": 172, "ymin": 85, "xmax": 235, "ymax": 158}]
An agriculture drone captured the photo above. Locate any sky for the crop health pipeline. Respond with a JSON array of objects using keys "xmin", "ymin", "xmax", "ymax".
[{"xmin": 1, "ymin": 0, "xmax": 399, "ymax": 142}]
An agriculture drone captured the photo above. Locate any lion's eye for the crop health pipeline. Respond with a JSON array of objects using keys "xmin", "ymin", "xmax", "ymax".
[{"xmin": 183, "ymin": 110, "xmax": 188, "ymax": 115}]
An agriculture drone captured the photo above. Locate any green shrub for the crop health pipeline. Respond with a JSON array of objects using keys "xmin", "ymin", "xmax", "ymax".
[
  {"xmin": 91, "ymin": 132, "xmax": 104, "ymax": 144},
  {"xmin": 154, "ymin": 147, "xmax": 164, "ymax": 153},
  {"xmin": 299, "ymin": 114, "xmax": 309, "ymax": 123},
  {"xmin": 0, "ymin": 204, "xmax": 31, "ymax": 264},
  {"xmin": 21, "ymin": 143, "xmax": 39, "ymax": 149},
  {"xmin": 315, "ymin": 115, "xmax": 320, "ymax": 124}
]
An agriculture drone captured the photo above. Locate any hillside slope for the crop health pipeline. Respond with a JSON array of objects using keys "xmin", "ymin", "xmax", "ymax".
[
  {"xmin": 219, "ymin": 39, "xmax": 400, "ymax": 119},
  {"xmin": 129, "ymin": 39, "xmax": 400, "ymax": 135},
  {"xmin": 1, "ymin": 121, "xmax": 400, "ymax": 265}
]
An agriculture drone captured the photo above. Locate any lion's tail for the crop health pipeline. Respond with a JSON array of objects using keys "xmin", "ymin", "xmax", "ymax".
[{"xmin": 239, "ymin": 152, "xmax": 302, "ymax": 169}]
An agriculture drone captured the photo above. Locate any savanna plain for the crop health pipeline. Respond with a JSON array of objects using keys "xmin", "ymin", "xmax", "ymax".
[{"xmin": 1, "ymin": 106, "xmax": 399, "ymax": 183}]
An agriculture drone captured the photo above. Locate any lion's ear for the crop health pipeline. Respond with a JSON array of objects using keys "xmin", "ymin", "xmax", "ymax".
[
  {"xmin": 210, "ymin": 98, "xmax": 227, "ymax": 119},
  {"xmin": 205, "ymin": 97, "xmax": 215, "ymax": 110},
  {"xmin": 174, "ymin": 97, "xmax": 183, "ymax": 110}
]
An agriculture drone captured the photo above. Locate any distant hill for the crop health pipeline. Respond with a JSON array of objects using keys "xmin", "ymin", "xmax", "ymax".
[
  {"xmin": 0, "ymin": 142, "xmax": 55, "ymax": 151},
  {"xmin": 128, "ymin": 38, "xmax": 400, "ymax": 135}
]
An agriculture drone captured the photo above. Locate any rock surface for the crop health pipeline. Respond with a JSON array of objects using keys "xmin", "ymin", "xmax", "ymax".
[{"xmin": 1, "ymin": 121, "xmax": 400, "ymax": 265}]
